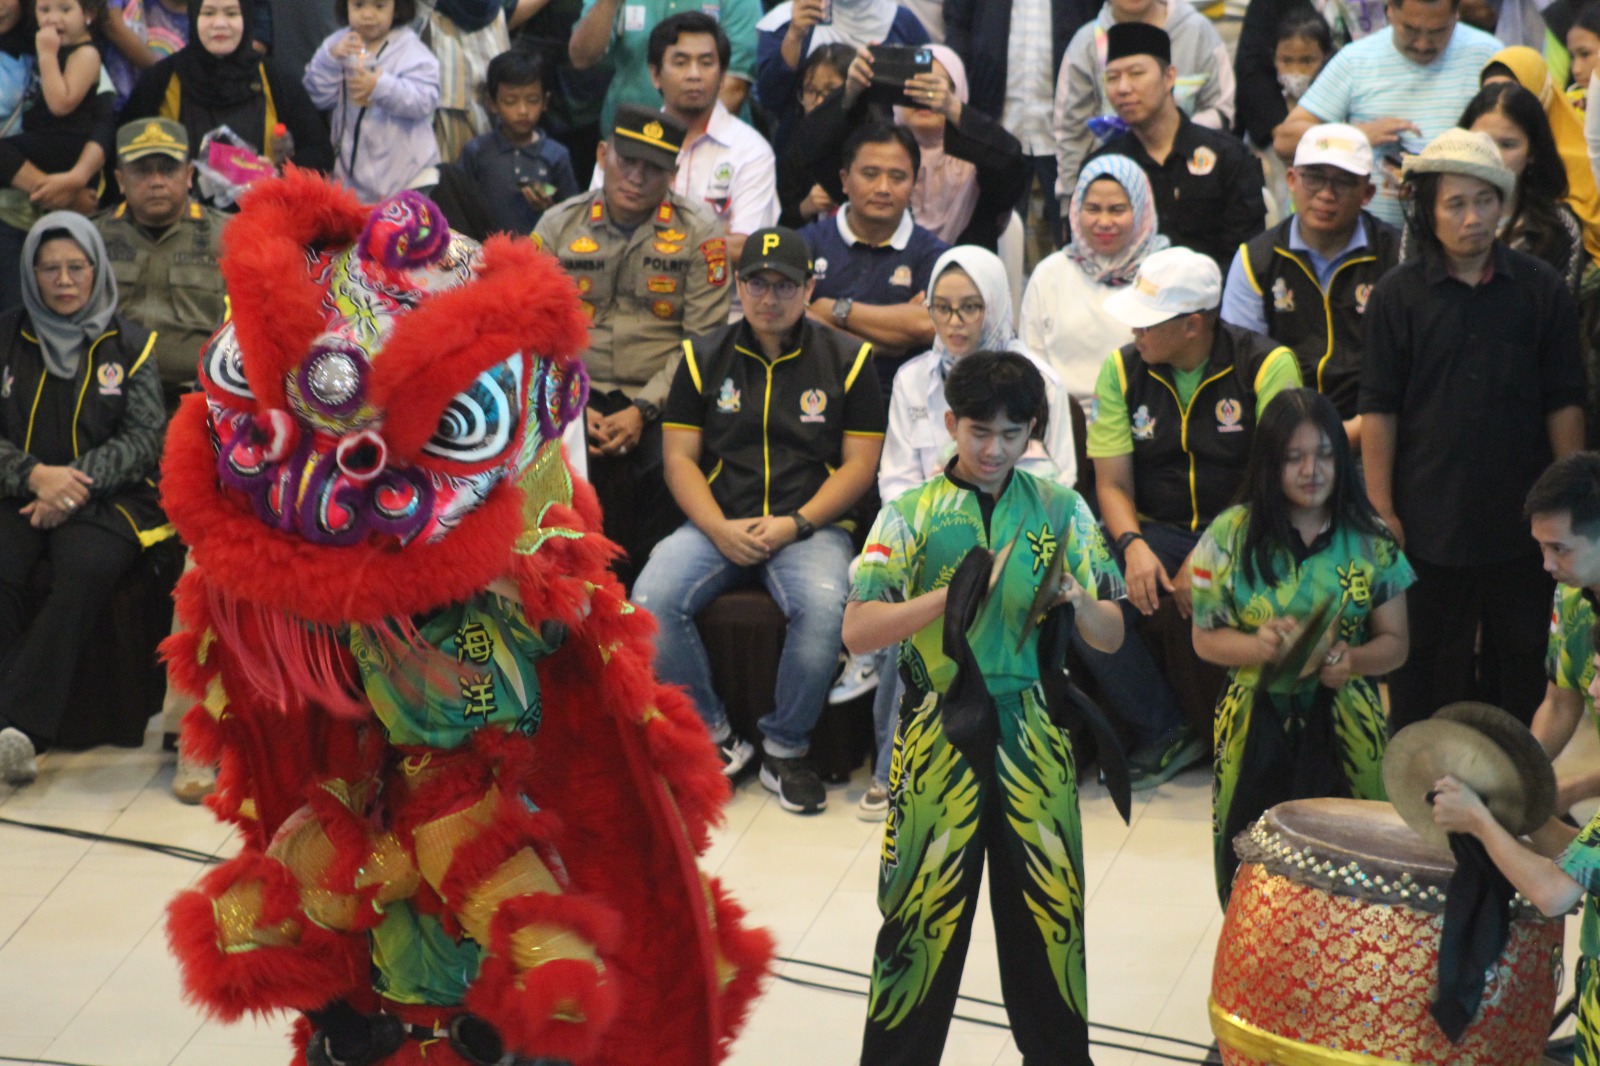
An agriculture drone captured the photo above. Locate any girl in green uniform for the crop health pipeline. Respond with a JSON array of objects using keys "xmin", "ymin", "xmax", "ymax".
[
  {"xmin": 1190, "ymin": 388, "xmax": 1415, "ymax": 907},
  {"xmin": 844, "ymin": 352, "xmax": 1126, "ymax": 1066}
]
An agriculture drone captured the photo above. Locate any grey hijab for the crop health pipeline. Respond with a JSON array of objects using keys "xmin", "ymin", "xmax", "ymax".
[{"xmin": 20, "ymin": 212, "xmax": 118, "ymax": 379}]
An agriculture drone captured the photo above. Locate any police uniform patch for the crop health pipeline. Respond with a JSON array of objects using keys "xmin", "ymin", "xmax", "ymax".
[
  {"xmin": 576, "ymin": 276, "xmax": 593, "ymax": 294},
  {"xmin": 656, "ymin": 202, "xmax": 675, "ymax": 225},
  {"xmin": 1215, "ymin": 397, "xmax": 1244, "ymax": 433},
  {"xmin": 569, "ymin": 236, "xmax": 599, "ymax": 253},
  {"xmin": 1271, "ymin": 276, "xmax": 1294, "ymax": 313},
  {"xmin": 1188, "ymin": 146, "xmax": 1217, "ymax": 176},
  {"xmin": 890, "ymin": 265, "xmax": 913, "ymax": 287},
  {"xmin": 659, "ymin": 228, "xmax": 687, "ymax": 243},
  {"xmin": 654, "ymin": 240, "xmax": 683, "ymax": 254},
  {"xmin": 701, "ymin": 238, "xmax": 728, "ymax": 287},
  {"xmin": 648, "ymin": 275, "xmax": 677, "ymax": 294},
  {"xmin": 529, "ymin": 233, "xmax": 544, "ymax": 252},
  {"xmin": 589, "ymin": 200, "xmax": 605, "ymax": 222},
  {"xmin": 651, "ymin": 299, "xmax": 677, "ymax": 320},
  {"xmin": 799, "ymin": 388, "xmax": 827, "ymax": 423},
  {"xmin": 97, "ymin": 362, "xmax": 125, "ymax": 396},
  {"xmin": 580, "ymin": 300, "xmax": 595, "ymax": 319}
]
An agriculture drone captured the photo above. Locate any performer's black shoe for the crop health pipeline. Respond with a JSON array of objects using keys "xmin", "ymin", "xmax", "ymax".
[
  {"xmin": 447, "ymin": 1013, "xmax": 571, "ymax": 1066},
  {"xmin": 304, "ymin": 1001, "xmax": 404, "ymax": 1066}
]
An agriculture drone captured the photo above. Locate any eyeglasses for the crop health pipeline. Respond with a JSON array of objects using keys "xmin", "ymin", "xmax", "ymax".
[
  {"xmin": 33, "ymin": 260, "xmax": 92, "ymax": 280},
  {"xmin": 930, "ymin": 299, "xmax": 986, "ymax": 323},
  {"xmin": 798, "ymin": 84, "xmax": 839, "ymax": 106},
  {"xmin": 742, "ymin": 276, "xmax": 801, "ymax": 299},
  {"xmin": 1296, "ymin": 168, "xmax": 1364, "ymax": 195}
]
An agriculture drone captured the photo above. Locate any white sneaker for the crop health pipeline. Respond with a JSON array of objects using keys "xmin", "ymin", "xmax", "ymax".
[
  {"xmin": 172, "ymin": 756, "xmax": 217, "ymax": 805},
  {"xmin": 828, "ymin": 651, "xmax": 879, "ymax": 704},
  {"xmin": 856, "ymin": 782, "xmax": 889, "ymax": 821},
  {"xmin": 717, "ymin": 735, "xmax": 756, "ymax": 778},
  {"xmin": 0, "ymin": 726, "xmax": 38, "ymax": 785}
]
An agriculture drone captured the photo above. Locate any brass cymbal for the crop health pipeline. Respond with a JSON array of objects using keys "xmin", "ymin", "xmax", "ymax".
[
  {"xmin": 1382, "ymin": 718, "xmax": 1529, "ymax": 849},
  {"xmin": 1433, "ymin": 701, "xmax": 1556, "ymax": 836}
]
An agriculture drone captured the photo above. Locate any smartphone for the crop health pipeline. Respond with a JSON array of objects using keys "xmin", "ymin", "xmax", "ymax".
[
  {"xmin": 867, "ymin": 44, "xmax": 934, "ymax": 108},
  {"xmin": 816, "ymin": 0, "xmax": 832, "ymax": 25}
]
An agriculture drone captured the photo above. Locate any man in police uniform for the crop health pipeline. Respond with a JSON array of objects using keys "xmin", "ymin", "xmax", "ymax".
[
  {"xmin": 1085, "ymin": 23, "xmax": 1266, "ymax": 272},
  {"xmin": 534, "ymin": 103, "xmax": 732, "ymax": 583},
  {"xmin": 1086, "ymin": 247, "xmax": 1301, "ymax": 731},
  {"xmin": 632, "ymin": 226, "xmax": 885, "ymax": 811},
  {"xmin": 1221, "ymin": 123, "xmax": 1399, "ymax": 448},
  {"xmin": 95, "ymin": 119, "xmax": 228, "ymax": 414}
]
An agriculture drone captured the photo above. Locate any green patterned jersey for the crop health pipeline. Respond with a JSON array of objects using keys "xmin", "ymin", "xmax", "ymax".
[
  {"xmin": 349, "ymin": 591, "xmax": 557, "ymax": 749},
  {"xmin": 1190, "ymin": 505, "xmax": 1415, "ymax": 694},
  {"xmin": 1547, "ymin": 583, "xmax": 1598, "ymax": 697},
  {"xmin": 852, "ymin": 469, "xmax": 1125, "ymax": 698},
  {"xmin": 1559, "ymin": 808, "xmax": 1600, "ymax": 959}
]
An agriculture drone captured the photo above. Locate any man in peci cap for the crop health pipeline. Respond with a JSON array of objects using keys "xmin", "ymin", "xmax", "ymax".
[
  {"xmin": 1082, "ymin": 22, "xmax": 1266, "ymax": 271},
  {"xmin": 632, "ymin": 226, "xmax": 886, "ymax": 813},
  {"xmin": 1222, "ymin": 123, "xmax": 1399, "ymax": 449},
  {"xmin": 1087, "ymin": 246, "xmax": 1302, "ymax": 751},
  {"xmin": 1362, "ymin": 128, "xmax": 1586, "ymax": 731},
  {"xmin": 534, "ymin": 103, "xmax": 732, "ymax": 586}
]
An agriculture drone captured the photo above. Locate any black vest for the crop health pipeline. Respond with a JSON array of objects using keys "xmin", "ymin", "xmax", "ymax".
[
  {"xmin": 1116, "ymin": 323, "xmax": 1290, "ymax": 530},
  {"xmin": 1241, "ymin": 213, "xmax": 1398, "ymax": 418}
]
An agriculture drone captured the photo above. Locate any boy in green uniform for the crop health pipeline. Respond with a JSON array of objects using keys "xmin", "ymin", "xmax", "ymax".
[{"xmin": 843, "ymin": 352, "xmax": 1126, "ymax": 1066}]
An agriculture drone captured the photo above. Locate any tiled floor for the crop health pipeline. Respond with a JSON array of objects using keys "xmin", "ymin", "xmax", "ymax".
[{"xmin": 1, "ymin": 719, "xmax": 1590, "ymax": 1066}]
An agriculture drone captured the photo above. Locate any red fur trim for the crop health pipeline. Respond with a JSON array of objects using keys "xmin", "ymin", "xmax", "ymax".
[
  {"xmin": 167, "ymin": 856, "xmax": 368, "ymax": 1020},
  {"xmin": 707, "ymin": 878, "xmax": 775, "ymax": 1062},
  {"xmin": 178, "ymin": 702, "xmax": 223, "ymax": 765}
]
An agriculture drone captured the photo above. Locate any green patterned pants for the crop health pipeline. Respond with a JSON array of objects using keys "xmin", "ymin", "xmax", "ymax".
[
  {"xmin": 1578, "ymin": 954, "xmax": 1600, "ymax": 1066},
  {"xmin": 861, "ymin": 685, "xmax": 1093, "ymax": 1066}
]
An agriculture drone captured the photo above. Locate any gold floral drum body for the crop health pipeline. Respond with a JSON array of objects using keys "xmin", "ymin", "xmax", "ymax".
[{"xmin": 1210, "ymin": 798, "xmax": 1562, "ymax": 1066}]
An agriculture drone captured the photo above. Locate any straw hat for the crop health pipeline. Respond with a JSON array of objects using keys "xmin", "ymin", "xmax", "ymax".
[{"xmin": 1400, "ymin": 127, "xmax": 1517, "ymax": 204}]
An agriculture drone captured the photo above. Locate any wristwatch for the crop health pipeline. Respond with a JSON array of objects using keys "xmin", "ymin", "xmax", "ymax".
[
  {"xmin": 631, "ymin": 398, "xmax": 660, "ymax": 423},
  {"xmin": 790, "ymin": 512, "xmax": 816, "ymax": 540},
  {"xmin": 1115, "ymin": 531, "xmax": 1145, "ymax": 554},
  {"xmin": 832, "ymin": 297, "xmax": 854, "ymax": 328}
]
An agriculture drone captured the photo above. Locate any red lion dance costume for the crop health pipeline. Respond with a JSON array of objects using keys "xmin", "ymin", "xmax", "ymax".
[{"xmin": 159, "ymin": 172, "xmax": 772, "ymax": 1066}]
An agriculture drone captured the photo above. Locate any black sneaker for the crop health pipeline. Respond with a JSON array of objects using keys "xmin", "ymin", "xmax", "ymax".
[
  {"xmin": 717, "ymin": 735, "xmax": 756, "ymax": 778},
  {"xmin": 759, "ymin": 754, "xmax": 827, "ymax": 813},
  {"xmin": 1127, "ymin": 725, "xmax": 1207, "ymax": 792}
]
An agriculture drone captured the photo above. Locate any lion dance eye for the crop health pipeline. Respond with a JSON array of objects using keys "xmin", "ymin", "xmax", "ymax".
[
  {"xmin": 423, "ymin": 355, "xmax": 521, "ymax": 464},
  {"xmin": 204, "ymin": 332, "xmax": 255, "ymax": 399}
]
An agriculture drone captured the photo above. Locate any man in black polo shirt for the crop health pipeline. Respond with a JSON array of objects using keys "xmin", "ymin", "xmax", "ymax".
[
  {"xmin": 632, "ymin": 227, "xmax": 886, "ymax": 813},
  {"xmin": 1085, "ymin": 22, "xmax": 1266, "ymax": 272},
  {"xmin": 1222, "ymin": 123, "xmax": 1399, "ymax": 449},
  {"xmin": 1361, "ymin": 128, "xmax": 1586, "ymax": 731}
]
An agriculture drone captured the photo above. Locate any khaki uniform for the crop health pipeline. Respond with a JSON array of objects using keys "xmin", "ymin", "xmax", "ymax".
[
  {"xmin": 533, "ymin": 189, "xmax": 731, "ymax": 410},
  {"xmin": 95, "ymin": 200, "xmax": 228, "ymax": 409}
]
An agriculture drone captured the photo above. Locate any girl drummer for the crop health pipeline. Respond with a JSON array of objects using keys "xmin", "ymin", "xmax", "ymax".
[{"xmin": 1191, "ymin": 388, "xmax": 1416, "ymax": 907}]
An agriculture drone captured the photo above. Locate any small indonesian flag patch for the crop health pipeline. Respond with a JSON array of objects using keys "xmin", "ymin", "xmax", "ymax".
[
  {"xmin": 1191, "ymin": 566, "xmax": 1213, "ymax": 590},
  {"xmin": 863, "ymin": 543, "xmax": 893, "ymax": 565}
]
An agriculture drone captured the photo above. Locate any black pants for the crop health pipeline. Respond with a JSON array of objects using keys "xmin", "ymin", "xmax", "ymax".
[
  {"xmin": 586, "ymin": 392, "xmax": 681, "ymax": 590},
  {"xmin": 0, "ymin": 505, "xmax": 142, "ymax": 742},
  {"xmin": 1386, "ymin": 553, "xmax": 1552, "ymax": 732}
]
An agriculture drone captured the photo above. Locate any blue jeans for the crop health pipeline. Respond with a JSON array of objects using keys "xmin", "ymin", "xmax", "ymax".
[
  {"xmin": 871, "ymin": 646, "xmax": 902, "ymax": 787},
  {"xmin": 632, "ymin": 522, "xmax": 853, "ymax": 757}
]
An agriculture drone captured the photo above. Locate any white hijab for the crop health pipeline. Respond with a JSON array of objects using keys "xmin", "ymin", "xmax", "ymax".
[
  {"xmin": 927, "ymin": 245, "xmax": 1027, "ymax": 371},
  {"xmin": 757, "ymin": 0, "xmax": 900, "ymax": 51}
]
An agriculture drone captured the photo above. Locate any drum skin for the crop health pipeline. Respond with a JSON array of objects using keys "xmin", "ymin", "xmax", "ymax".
[{"xmin": 1210, "ymin": 799, "xmax": 1562, "ymax": 1066}]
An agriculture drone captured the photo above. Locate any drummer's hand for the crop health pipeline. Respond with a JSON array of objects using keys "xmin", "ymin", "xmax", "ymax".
[
  {"xmin": 1254, "ymin": 616, "xmax": 1299, "ymax": 665},
  {"xmin": 1317, "ymin": 640, "xmax": 1353, "ymax": 689},
  {"xmin": 1429, "ymin": 774, "xmax": 1491, "ymax": 837}
]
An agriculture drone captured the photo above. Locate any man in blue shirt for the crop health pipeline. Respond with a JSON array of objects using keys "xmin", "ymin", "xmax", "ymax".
[{"xmin": 799, "ymin": 122, "xmax": 947, "ymax": 389}]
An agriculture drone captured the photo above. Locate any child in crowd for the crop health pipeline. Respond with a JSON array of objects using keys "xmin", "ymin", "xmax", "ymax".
[
  {"xmin": 778, "ymin": 42, "xmax": 853, "ymax": 226},
  {"xmin": 1568, "ymin": 3, "xmax": 1600, "ymax": 108},
  {"xmin": 1261, "ymin": 11, "xmax": 1334, "ymax": 220},
  {"xmin": 458, "ymin": 46, "xmax": 575, "ymax": 235},
  {"xmin": 304, "ymin": 0, "xmax": 441, "ymax": 203},
  {"xmin": 0, "ymin": 0, "xmax": 105, "ymax": 192}
]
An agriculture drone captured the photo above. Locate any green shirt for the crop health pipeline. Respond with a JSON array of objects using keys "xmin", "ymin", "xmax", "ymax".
[
  {"xmin": 1085, "ymin": 347, "xmax": 1302, "ymax": 458},
  {"xmin": 1189, "ymin": 505, "xmax": 1415, "ymax": 693},
  {"xmin": 1547, "ymin": 583, "xmax": 1597, "ymax": 698},
  {"xmin": 852, "ymin": 469, "xmax": 1125, "ymax": 698},
  {"xmin": 581, "ymin": 0, "xmax": 760, "ymax": 134},
  {"xmin": 350, "ymin": 591, "xmax": 556, "ymax": 749},
  {"xmin": 1558, "ymin": 809, "xmax": 1600, "ymax": 958}
]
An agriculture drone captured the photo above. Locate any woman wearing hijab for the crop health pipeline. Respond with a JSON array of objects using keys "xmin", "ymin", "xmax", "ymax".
[
  {"xmin": 121, "ymin": 0, "xmax": 333, "ymax": 183},
  {"xmin": 1483, "ymin": 45, "xmax": 1600, "ymax": 263},
  {"xmin": 1020, "ymin": 154, "xmax": 1170, "ymax": 407},
  {"xmin": 0, "ymin": 213, "xmax": 171, "ymax": 786},
  {"xmin": 754, "ymin": 0, "xmax": 928, "ymax": 120},
  {"xmin": 785, "ymin": 43, "xmax": 1027, "ymax": 250}
]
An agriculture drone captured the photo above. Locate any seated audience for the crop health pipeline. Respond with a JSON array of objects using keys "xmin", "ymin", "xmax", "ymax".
[
  {"xmin": 1022, "ymin": 153, "xmax": 1167, "ymax": 407},
  {"xmin": 1085, "ymin": 23, "xmax": 1266, "ymax": 270},
  {"xmin": 1481, "ymin": 45, "xmax": 1600, "ymax": 265},
  {"xmin": 0, "ymin": 0, "xmax": 108, "ymax": 202},
  {"xmin": 1235, "ymin": 0, "xmax": 1342, "ymax": 151},
  {"xmin": 303, "ymin": 0, "xmax": 442, "ymax": 204},
  {"xmin": 121, "ymin": 0, "xmax": 334, "ymax": 182},
  {"xmin": 459, "ymin": 47, "xmax": 578, "ymax": 236},
  {"xmin": 776, "ymin": 42, "xmax": 853, "ymax": 227},
  {"xmin": 788, "ymin": 43, "xmax": 1025, "ymax": 250},
  {"xmin": 1273, "ymin": 0, "xmax": 1500, "ymax": 227},
  {"xmin": 532, "ymin": 105, "xmax": 731, "ymax": 585},
  {"xmin": 94, "ymin": 118, "xmax": 224, "ymax": 411},
  {"xmin": 753, "ymin": 0, "xmax": 927, "ymax": 117},
  {"xmin": 633, "ymin": 226, "xmax": 885, "ymax": 813},
  {"xmin": 589, "ymin": 12, "xmax": 777, "ymax": 261},
  {"xmin": 797, "ymin": 122, "xmax": 947, "ymax": 384},
  {"xmin": 568, "ymin": 0, "xmax": 759, "ymax": 134},
  {"xmin": 1360, "ymin": 128, "xmax": 1584, "ymax": 730},
  {"xmin": 1222, "ymin": 123, "xmax": 1398, "ymax": 443},
  {"xmin": 1088, "ymin": 247, "xmax": 1302, "ymax": 740},
  {"xmin": 0, "ymin": 213, "xmax": 168, "ymax": 785},
  {"xmin": 416, "ymin": 0, "xmax": 510, "ymax": 163},
  {"xmin": 1053, "ymin": 0, "xmax": 1236, "ymax": 201},
  {"xmin": 1455, "ymin": 81, "xmax": 1586, "ymax": 289}
]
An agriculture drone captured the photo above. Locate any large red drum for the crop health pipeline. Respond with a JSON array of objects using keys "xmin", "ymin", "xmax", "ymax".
[{"xmin": 1209, "ymin": 798, "xmax": 1563, "ymax": 1065}]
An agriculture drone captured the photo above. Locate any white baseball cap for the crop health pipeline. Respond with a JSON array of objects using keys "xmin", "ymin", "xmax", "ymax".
[
  {"xmin": 1103, "ymin": 247, "xmax": 1223, "ymax": 329},
  {"xmin": 1294, "ymin": 123, "xmax": 1374, "ymax": 177}
]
